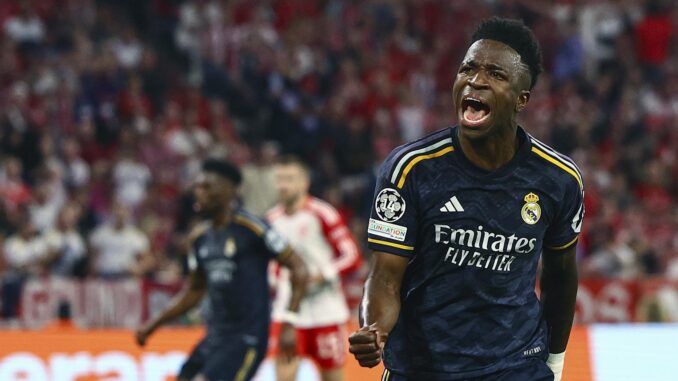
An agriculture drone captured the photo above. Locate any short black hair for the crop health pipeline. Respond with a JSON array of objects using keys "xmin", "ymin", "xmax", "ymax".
[
  {"xmin": 471, "ymin": 17, "xmax": 543, "ymax": 90},
  {"xmin": 202, "ymin": 159, "xmax": 242, "ymax": 185}
]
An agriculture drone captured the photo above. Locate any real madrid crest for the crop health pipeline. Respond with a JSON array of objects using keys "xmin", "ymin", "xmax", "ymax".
[
  {"xmin": 521, "ymin": 193, "xmax": 541, "ymax": 225},
  {"xmin": 375, "ymin": 188, "xmax": 406, "ymax": 222},
  {"xmin": 224, "ymin": 237, "xmax": 236, "ymax": 258}
]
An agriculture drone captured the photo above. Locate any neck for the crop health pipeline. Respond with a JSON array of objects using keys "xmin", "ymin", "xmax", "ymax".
[
  {"xmin": 211, "ymin": 205, "xmax": 234, "ymax": 229},
  {"xmin": 458, "ymin": 124, "xmax": 519, "ymax": 171},
  {"xmin": 283, "ymin": 194, "xmax": 307, "ymax": 214}
]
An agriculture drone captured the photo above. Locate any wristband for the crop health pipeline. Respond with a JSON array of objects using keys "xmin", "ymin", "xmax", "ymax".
[
  {"xmin": 546, "ymin": 351, "xmax": 565, "ymax": 381},
  {"xmin": 280, "ymin": 310, "xmax": 299, "ymax": 325}
]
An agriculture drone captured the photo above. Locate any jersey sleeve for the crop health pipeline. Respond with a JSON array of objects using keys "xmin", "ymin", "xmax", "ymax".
[
  {"xmin": 543, "ymin": 178, "xmax": 585, "ymax": 251},
  {"xmin": 262, "ymin": 224, "xmax": 293, "ymax": 260},
  {"xmin": 312, "ymin": 200, "xmax": 363, "ymax": 275},
  {"xmin": 235, "ymin": 212, "xmax": 293, "ymax": 260},
  {"xmin": 367, "ymin": 154, "xmax": 419, "ymax": 257},
  {"xmin": 186, "ymin": 223, "xmax": 210, "ymax": 273}
]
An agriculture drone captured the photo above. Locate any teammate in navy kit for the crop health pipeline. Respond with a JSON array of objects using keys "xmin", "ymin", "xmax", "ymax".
[
  {"xmin": 349, "ymin": 18, "xmax": 582, "ymax": 381},
  {"xmin": 136, "ymin": 159, "xmax": 308, "ymax": 381}
]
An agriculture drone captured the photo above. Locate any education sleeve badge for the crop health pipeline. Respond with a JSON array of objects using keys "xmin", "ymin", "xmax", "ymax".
[{"xmin": 521, "ymin": 192, "xmax": 541, "ymax": 225}]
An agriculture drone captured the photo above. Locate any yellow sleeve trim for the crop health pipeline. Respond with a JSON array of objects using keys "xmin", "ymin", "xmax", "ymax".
[
  {"xmin": 531, "ymin": 147, "xmax": 583, "ymax": 189},
  {"xmin": 234, "ymin": 347, "xmax": 258, "ymax": 381},
  {"xmin": 397, "ymin": 146, "xmax": 454, "ymax": 189},
  {"xmin": 277, "ymin": 247, "xmax": 293, "ymax": 262},
  {"xmin": 547, "ymin": 235, "xmax": 579, "ymax": 250},
  {"xmin": 368, "ymin": 238, "xmax": 414, "ymax": 251},
  {"xmin": 234, "ymin": 215, "xmax": 265, "ymax": 236}
]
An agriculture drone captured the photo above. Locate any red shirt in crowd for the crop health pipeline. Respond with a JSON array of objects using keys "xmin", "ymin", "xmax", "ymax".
[{"xmin": 635, "ymin": 14, "xmax": 674, "ymax": 65}]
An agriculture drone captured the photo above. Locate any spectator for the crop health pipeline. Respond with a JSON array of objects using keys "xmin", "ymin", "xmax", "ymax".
[
  {"xmin": 42, "ymin": 204, "xmax": 87, "ymax": 278},
  {"xmin": 553, "ymin": 16, "xmax": 584, "ymax": 83},
  {"xmin": 110, "ymin": 26, "xmax": 144, "ymax": 70},
  {"xmin": 3, "ymin": 0, "xmax": 44, "ymax": 45},
  {"xmin": 61, "ymin": 137, "xmax": 90, "ymax": 189},
  {"xmin": 28, "ymin": 179, "xmax": 63, "ymax": 232},
  {"xmin": 634, "ymin": 0, "xmax": 674, "ymax": 82},
  {"xmin": 3, "ymin": 214, "xmax": 47, "ymax": 276},
  {"xmin": 2, "ymin": 214, "xmax": 47, "ymax": 318},
  {"xmin": 0, "ymin": 0, "xmax": 674, "ymax": 287},
  {"xmin": 166, "ymin": 109, "xmax": 213, "ymax": 158},
  {"xmin": 113, "ymin": 147, "xmax": 151, "ymax": 209},
  {"xmin": 0, "ymin": 157, "xmax": 31, "ymax": 213},
  {"xmin": 89, "ymin": 203, "xmax": 154, "ymax": 278}
]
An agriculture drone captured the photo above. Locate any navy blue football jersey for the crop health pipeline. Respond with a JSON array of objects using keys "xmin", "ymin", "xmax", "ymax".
[
  {"xmin": 367, "ymin": 126, "xmax": 584, "ymax": 380},
  {"xmin": 188, "ymin": 209, "xmax": 291, "ymax": 339}
]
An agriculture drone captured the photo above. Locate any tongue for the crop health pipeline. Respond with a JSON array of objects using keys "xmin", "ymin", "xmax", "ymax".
[{"xmin": 464, "ymin": 106, "xmax": 487, "ymax": 122}]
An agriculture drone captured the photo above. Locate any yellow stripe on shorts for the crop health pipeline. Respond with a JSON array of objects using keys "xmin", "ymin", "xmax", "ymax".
[{"xmin": 234, "ymin": 348, "xmax": 257, "ymax": 381}]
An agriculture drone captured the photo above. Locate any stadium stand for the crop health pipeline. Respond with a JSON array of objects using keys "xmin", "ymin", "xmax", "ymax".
[{"xmin": 0, "ymin": 0, "xmax": 676, "ymax": 325}]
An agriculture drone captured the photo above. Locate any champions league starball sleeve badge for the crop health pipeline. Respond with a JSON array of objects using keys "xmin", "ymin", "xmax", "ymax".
[{"xmin": 375, "ymin": 188, "xmax": 406, "ymax": 222}]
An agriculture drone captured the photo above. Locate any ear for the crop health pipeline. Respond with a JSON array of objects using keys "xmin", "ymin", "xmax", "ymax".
[{"xmin": 516, "ymin": 90, "xmax": 530, "ymax": 112}]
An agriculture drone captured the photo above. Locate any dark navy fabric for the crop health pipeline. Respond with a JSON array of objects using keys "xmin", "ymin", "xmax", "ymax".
[
  {"xmin": 179, "ymin": 334, "xmax": 266, "ymax": 381},
  {"xmin": 367, "ymin": 126, "xmax": 584, "ymax": 380},
  {"xmin": 184, "ymin": 209, "xmax": 289, "ymax": 380},
  {"xmin": 382, "ymin": 359, "xmax": 555, "ymax": 381},
  {"xmin": 189, "ymin": 209, "xmax": 288, "ymax": 337}
]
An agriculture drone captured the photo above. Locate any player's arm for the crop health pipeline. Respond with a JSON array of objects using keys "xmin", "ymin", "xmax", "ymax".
[
  {"xmin": 135, "ymin": 266, "xmax": 206, "ymax": 346},
  {"xmin": 540, "ymin": 244, "xmax": 578, "ymax": 379},
  {"xmin": 135, "ymin": 225, "xmax": 208, "ymax": 346},
  {"xmin": 349, "ymin": 251, "xmax": 408, "ymax": 368},
  {"xmin": 277, "ymin": 249, "xmax": 309, "ymax": 313},
  {"xmin": 275, "ymin": 249, "xmax": 308, "ymax": 361}
]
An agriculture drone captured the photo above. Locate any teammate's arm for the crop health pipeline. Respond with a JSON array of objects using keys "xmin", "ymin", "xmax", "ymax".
[
  {"xmin": 349, "ymin": 251, "xmax": 408, "ymax": 368},
  {"xmin": 276, "ymin": 250, "xmax": 308, "ymax": 360},
  {"xmin": 135, "ymin": 267, "xmax": 206, "ymax": 346},
  {"xmin": 277, "ymin": 249, "xmax": 308, "ymax": 313},
  {"xmin": 540, "ymin": 244, "xmax": 578, "ymax": 380}
]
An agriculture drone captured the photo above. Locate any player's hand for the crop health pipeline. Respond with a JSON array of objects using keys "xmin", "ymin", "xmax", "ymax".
[
  {"xmin": 306, "ymin": 273, "xmax": 331, "ymax": 296},
  {"xmin": 308, "ymin": 273, "xmax": 326, "ymax": 287},
  {"xmin": 135, "ymin": 324, "xmax": 153, "ymax": 347},
  {"xmin": 279, "ymin": 322, "xmax": 298, "ymax": 362},
  {"xmin": 348, "ymin": 324, "xmax": 387, "ymax": 368}
]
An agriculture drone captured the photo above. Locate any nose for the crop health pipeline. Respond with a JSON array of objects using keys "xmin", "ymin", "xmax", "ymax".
[{"xmin": 468, "ymin": 71, "xmax": 490, "ymax": 89}]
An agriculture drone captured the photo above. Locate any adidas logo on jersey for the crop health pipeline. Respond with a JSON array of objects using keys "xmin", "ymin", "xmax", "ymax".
[{"xmin": 440, "ymin": 196, "xmax": 464, "ymax": 212}]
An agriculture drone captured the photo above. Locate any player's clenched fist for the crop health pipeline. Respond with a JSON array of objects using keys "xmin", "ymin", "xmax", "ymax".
[{"xmin": 349, "ymin": 325, "xmax": 387, "ymax": 368}]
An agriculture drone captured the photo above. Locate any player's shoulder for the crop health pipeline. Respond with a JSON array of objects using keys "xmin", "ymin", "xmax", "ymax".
[
  {"xmin": 234, "ymin": 209, "xmax": 269, "ymax": 237},
  {"xmin": 381, "ymin": 127, "xmax": 454, "ymax": 187},
  {"xmin": 306, "ymin": 196, "xmax": 341, "ymax": 224},
  {"xmin": 187, "ymin": 221, "xmax": 212, "ymax": 244},
  {"xmin": 527, "ymin": 134, "xmax": 584, "ymax": 191}
]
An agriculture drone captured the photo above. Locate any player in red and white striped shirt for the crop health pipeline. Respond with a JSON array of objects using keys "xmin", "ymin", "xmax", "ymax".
[{"xmin": 267, "ymin": 155, "xmax": 362, "ymax": 381}]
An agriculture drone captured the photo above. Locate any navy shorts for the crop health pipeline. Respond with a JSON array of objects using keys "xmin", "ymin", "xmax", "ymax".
[
  {"xmin": 178, "ymin": 334, "xmax": 266, "ymax": 381},
  {"xmin": 381, "ymin": 360, "xmax": 554, "ymax": 381}
]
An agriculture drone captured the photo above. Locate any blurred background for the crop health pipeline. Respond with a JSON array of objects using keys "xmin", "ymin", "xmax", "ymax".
[{"xmin": 0, "ymin": 0, "xmax": 677, "ymax": 380}]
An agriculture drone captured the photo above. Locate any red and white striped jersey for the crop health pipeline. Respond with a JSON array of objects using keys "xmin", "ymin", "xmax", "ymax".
[{"xmin": 267, "ymin": 196, "xmax": 362, "ymax": 328}]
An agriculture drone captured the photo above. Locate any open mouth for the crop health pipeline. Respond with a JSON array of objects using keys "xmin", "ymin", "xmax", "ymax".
[{"xmin": 461, "ymin": 96, "xmax": 491, "ymax": 126}]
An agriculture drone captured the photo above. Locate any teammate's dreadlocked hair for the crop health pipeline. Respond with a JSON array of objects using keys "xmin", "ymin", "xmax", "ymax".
[{"xmin": 471, "ymin": 17, "xmax": 543, "ymax": 90}]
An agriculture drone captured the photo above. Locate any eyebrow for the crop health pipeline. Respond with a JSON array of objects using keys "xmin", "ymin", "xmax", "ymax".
[{"xmin": 462, "ymin": 60, "xmax": 508, "ymax": 72}]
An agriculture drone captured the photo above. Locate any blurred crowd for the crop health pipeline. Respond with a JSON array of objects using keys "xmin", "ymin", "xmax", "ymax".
[{"xmin": 0, "ymin": 0, "xmax": 677, "ymax": 319}]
